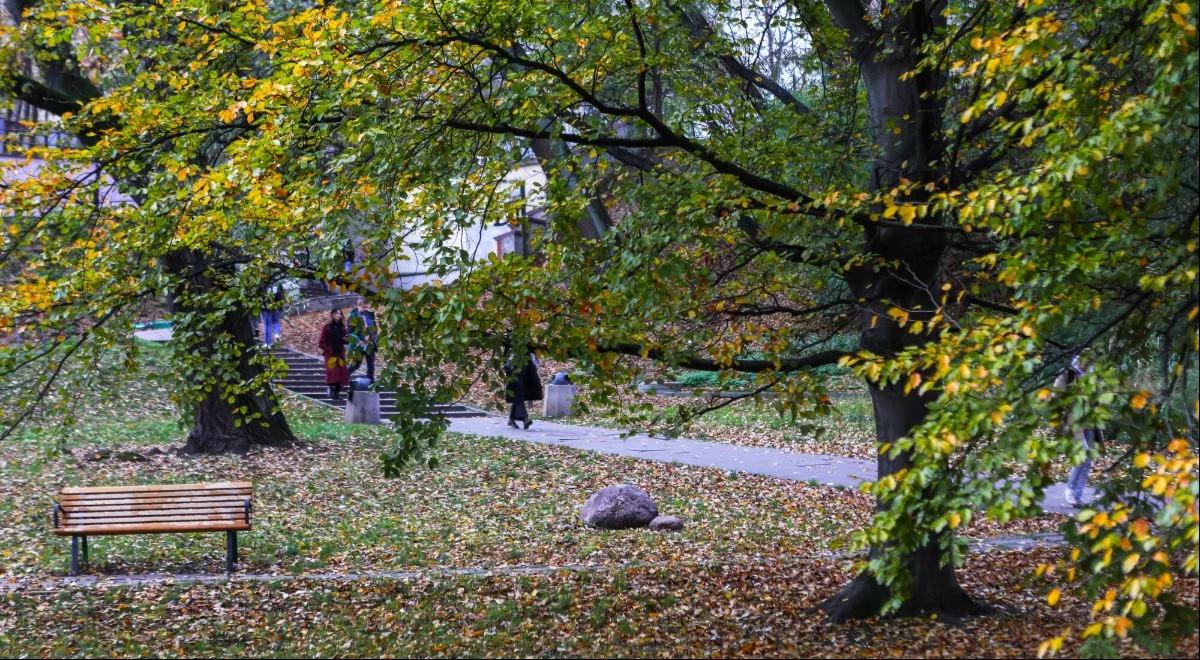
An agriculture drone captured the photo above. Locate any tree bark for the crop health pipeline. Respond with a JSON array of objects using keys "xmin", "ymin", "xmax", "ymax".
[
  {"xmin": 820, "ymin": 384, "xmax": 991, "ymax": 622},
  {"xmin": 820, "ymin": 0, "xmax": 989, "ymax": 621},
  {"xmin": 184, "ymin": 305, "xmax": 297, "ymax": 455},
  {"xmin": 163, "ymin": 249, "xmax": 297, "ymax": 454}
]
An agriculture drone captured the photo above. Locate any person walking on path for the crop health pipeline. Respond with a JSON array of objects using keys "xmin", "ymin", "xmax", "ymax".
[
  {"xmin": 505, "ymin": 349, "xmax": 543, "ymax": 429},
  {"xmin": 319, "ymin": 309, "xmax": 351, "ymax": 400},
  {"xmin": 1055, "ymin": 355, "xmax": 1104, "ymax": 507},
  {"xmin": 260, "ymin": 285, "xmax": 285, "ymax": 347},
  {"xmin": 347, "ymin": 297, "xmax": 378, "ymax": 383}
]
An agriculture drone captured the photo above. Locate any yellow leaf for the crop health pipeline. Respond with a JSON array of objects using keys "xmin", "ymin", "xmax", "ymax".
[
  {"xmin": 1122, "ymin": 553, "xmax": 1140, "ymax": 573},
  {"xmin": 1130, "ymin": 392, "xmax": 1149, "ymax": 409},
  {"xmin": 1046, "ymin": 587, "xmax": 1061, "ymax": 606},
  {"xmin": 905, "ymin": 372, "xmax": 922, "ymax": 394}
]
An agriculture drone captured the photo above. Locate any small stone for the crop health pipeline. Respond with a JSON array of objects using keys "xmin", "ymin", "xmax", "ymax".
[
  {"xmin": 143, "ymin": 446, "xmax": 164, "ymax": 456},
  {"xmin": 581, "ymin": 484, "xmax": 658, "ymax": 529},
  {"xmin": 649, "ymin": 515, "xmax": 684, "ymax": 531}
]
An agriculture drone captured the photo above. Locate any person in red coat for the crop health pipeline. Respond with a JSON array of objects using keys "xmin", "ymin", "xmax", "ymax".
[{"xmin": 318, "ymin": 309, "xmax": 351, "ymax": 400}]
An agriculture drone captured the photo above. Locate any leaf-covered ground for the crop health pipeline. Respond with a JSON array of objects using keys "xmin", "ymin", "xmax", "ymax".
[
  {"xmin": 1, "ymin": 396, "xmax": 876, "ymax": 578},
  {"xmin": 3, "ymin": 549, "xmax": 1196, "ymax": 658},
  {"xmin": 0, "ymin": 341, "xmax": 1147, "ymax": 657},
  {"xmin": 567, "ymin": 392, "xmax": 880, "ymax": 459}
]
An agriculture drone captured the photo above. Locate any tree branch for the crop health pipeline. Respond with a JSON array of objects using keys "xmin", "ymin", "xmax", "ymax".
[
  {"xmin": 671, "ymin": 2, "xmax": 814, "ymax": 116},
  {"xmin": 600, "ymin": 342, "xmax": 848, "ymax": 372}
]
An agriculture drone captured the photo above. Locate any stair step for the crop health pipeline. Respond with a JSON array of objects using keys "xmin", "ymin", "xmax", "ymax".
[{"xmin": 278, "ymin": 377, "xmax": 487, "ymax": 418}]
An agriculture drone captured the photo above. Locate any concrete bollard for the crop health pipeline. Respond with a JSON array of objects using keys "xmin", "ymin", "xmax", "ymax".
[
  {"xmin": 345, "ymin": 391, "xmax": 381, "ymax": 424},
  {"xmin": 543, "ymin": 383, "xmax": 577, "ymax": 418}
]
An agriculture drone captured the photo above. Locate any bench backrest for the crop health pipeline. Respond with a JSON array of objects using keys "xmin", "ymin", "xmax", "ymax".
[{"xmin": 55, "ymin": 482, "xmax": 253, "ymax": 535}]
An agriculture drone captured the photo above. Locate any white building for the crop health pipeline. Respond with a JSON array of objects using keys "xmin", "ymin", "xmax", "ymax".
[{"xmin": 387, "ymin": 153, "xmax": 549, "ymax": 289}]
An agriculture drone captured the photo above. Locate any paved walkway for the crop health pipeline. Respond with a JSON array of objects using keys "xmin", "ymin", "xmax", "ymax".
[{"xmin": 447, "ymin": 416, "xmax": 1087, "ymax": 516}]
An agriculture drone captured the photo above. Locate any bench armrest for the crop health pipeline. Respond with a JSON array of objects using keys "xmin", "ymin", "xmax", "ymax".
[
  {"xmin": 244, "ymin": 498, "xmax": 252, "ymax": 525},
  {"xmin": 52, "ymin": 502, "xmax": 62, "ymax": 528}
]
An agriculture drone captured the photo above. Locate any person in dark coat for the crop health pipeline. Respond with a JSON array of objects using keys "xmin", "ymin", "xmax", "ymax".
[
  {"xmin": 318, "ymin": 309, "xmax": 351, "ymax": 400},
  {"xmin": 505, "ymin": 350, "xmax": 543, "ymax": 429}
]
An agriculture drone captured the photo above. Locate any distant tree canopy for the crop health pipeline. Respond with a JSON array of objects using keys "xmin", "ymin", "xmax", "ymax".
[{"xmin": 1, "ymin": 0, "xmax": 1196, "ymax": 652}]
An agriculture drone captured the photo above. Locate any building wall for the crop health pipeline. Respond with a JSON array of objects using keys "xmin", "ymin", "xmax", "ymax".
[{"xmin": 388, "ymin": 157, "xmax": 548, "ymax": 289}]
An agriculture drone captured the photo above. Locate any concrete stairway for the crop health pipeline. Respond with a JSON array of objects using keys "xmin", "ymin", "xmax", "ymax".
[{"xmin": 270, "ymin": 346, "xmax": 487, "ymax": 421}]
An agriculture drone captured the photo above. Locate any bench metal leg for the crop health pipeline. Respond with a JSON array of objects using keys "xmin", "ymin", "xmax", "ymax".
[
  {"xmin": 70, "ymin": 535, "xmax": 80, "ymax": 576},
  {"xmin": 226, "ymin": 531, "xmax": 238, "ymax": 573},
  {"xmin": 81, "ymin": 536, "xmax": 88, "ymax": 565}
]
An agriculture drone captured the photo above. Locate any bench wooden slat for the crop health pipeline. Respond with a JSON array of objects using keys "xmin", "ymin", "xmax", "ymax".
[
  {"xmin": 61, "ymin": 489, "xmax": 251, "ymax": 502},
  {"xmin": 61, "ymin": 497, "xmax": 250, "ymax": 508},
  {"xmin": 62, "ymin": 506, "xmax": 249, "ymax": 518},
  {"xmin": 62, "ymin": 506, "xmax": 248, "ymax": 518},
  {"xmin": 61, "ymin": 482, "xmax": 252, "ymax": 495},
  {"xmin": 61, "ymin": 498, "xmax": 250, "ymax": 509},
  {"xmin": 63, "ymin": 511, "xmax": 248, "ymax": 523},
  {"xmin": 62, "ymin": 518, "xmax": 248, "ymax": 528},
  {"xmin": 64, "ymin": 507, "xmax": 249, "ymax": 520},
  {"xmin": 62, "ymin": 487, "xmax": 251, "ymax": 498},
  {"xmin": 53, "ymin": 521, "xmax": 251, "ymax": 536},
  {"xmin": 62, "ymin": 485, "xmax": 252, "ymax": 497},
  {"xmin": 61, "ymin": 495, "xmax": 250, "ymax": 508}
]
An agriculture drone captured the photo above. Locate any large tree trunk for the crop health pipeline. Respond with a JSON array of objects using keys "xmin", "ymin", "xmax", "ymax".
[
  {"xmin": 820, "ymin": 384, "xmax": 991, "ymax": 622},
  {"xmin": 821, "ymin": 0, "xmax": 988, "ymax": 621},
  {"xmin": 163, "ymin": 249, "xmax": 297, "ymax": 454},
  {"xmin": 184, "ymin": 306, "xmax": 297, "ymax": 454}
]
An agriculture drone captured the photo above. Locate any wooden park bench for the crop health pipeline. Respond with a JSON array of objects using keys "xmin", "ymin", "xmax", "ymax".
[{"xmin": 52, "ymin": 482, "xmax": 253, "ymax": 575}]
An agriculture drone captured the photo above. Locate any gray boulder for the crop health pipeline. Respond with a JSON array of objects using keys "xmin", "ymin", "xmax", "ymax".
[
  {"xmin": 649, "ymin": 515, "xmax": 684, "ymax": 531},
  {"xmin": 581, "ymin": 484, "xmax": 658, "ymax": 529}
]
